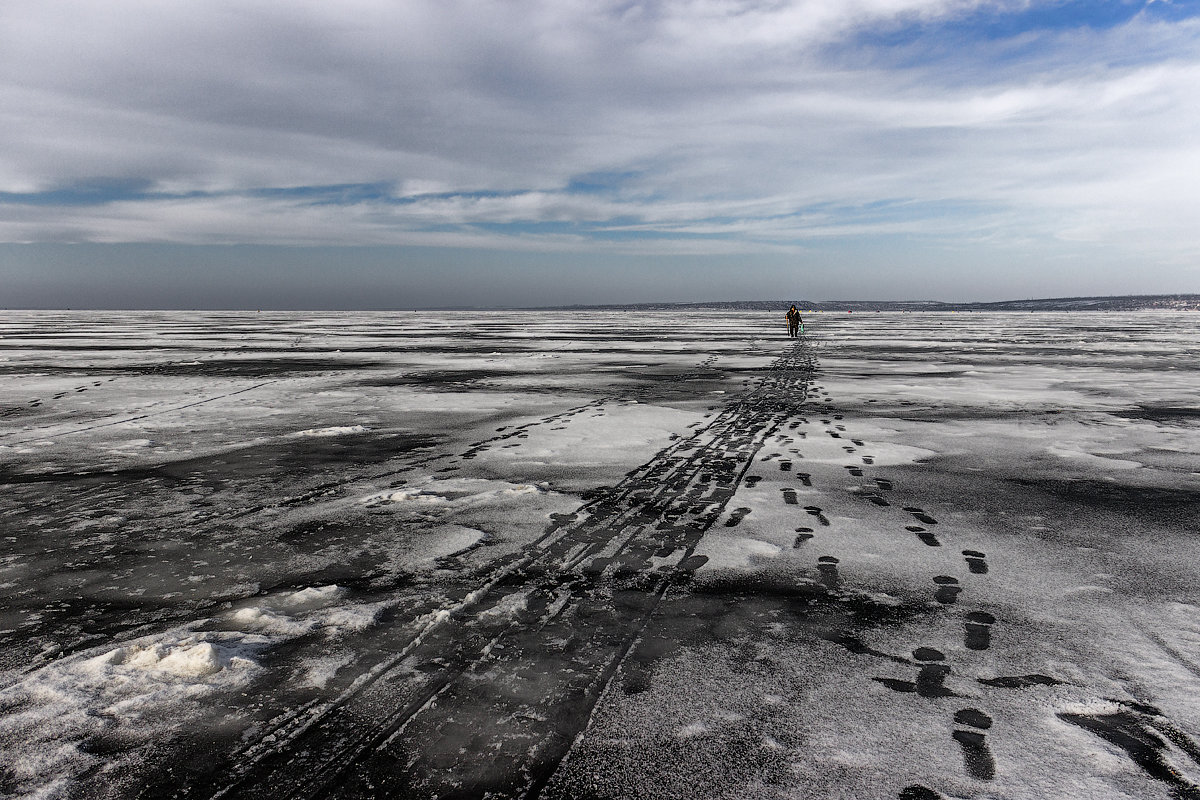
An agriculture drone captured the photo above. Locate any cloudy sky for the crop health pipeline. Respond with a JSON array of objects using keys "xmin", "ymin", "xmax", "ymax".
[{"xmin": 2, "ymin": 0, "xmax": 1198, "ymax": 307}]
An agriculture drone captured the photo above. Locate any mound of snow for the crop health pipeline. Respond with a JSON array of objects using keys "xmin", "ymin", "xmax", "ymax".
[
  {"xmin": 367, "ymin": 478, "xmax": 552, "ymax": 507},
  {"xmin": 227, "ymin": 584, "xmax": 390, "ymax": 639},
  {"xmin": 285, "ymin": 585, "xmax": 347, "ymax": 607},
  {"xmin": 386, "ymin": 489, "xmax": 451, "ymax": 503},
  {"xmin": 230, "ymin": 607, "xmax": 317, "ymax": 637},
  {"xmin": 295, "ymin": 425, "xmax": 370, "ymax": 437},
  {"xmin": 0, "ymin": 630, "xmax": 268, "ymax": 797}
]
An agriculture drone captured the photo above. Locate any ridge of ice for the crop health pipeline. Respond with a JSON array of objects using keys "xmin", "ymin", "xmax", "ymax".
[
  {"xmin": 227, "ymin": 585, "xmax": 390, "ymax": 639},
  {"xmin": 285, "ymin": 585, "xmax": 347, "ymax": 606},
  {"xmin": 230, "ymin": 607, "xmax": 318, "ymax": 637},
  {"xmin": 480, "ymin": 589, "xmax": 531, "ymax": 620},
  {"xmin": 387, "ymin": 489, "xmax": 451, "ymax": 503},
  {"xmin": 295, "ymin": 425, "xmax": 370, "ymax": 437},
  {"xmin": 368, "ymin": 478, "xmax": 552, "ymax": 507}
]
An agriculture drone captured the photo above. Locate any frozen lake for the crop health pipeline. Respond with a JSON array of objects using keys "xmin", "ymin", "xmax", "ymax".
[{"xmin": 1, "ymin": 310, "xmax": 1199, "ymax": 800}]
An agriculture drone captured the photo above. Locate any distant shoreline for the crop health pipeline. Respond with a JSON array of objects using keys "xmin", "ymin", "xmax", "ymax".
[
  {"xmin": 2, "ymin": 294, "xmax": 1198, "ymax": 313},
  {"xmin": 526, "ymin": 294, "xmax": 1200, "ymax": 313}
]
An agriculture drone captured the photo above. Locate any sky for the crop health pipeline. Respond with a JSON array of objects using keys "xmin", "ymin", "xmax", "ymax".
[{"xmin": 1, "ymin": 0, "xmax": 1198, "ymax": 308}]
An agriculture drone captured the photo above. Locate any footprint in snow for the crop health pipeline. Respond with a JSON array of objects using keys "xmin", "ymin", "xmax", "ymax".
[
  {"xmin": 965, "ymin": 612, "xmax": 996, "ymax": 651},
  {"xmin": 874, "ymin": 647, "xmax": 956, "ymax": 698},
  {"xmin": 907, "ymin": 525, "xmax": 940, "ymax": 547},
  {"xmin": 962, "ymin": 550, "xmax": 988, "ymax": 574},
  {"xmin": 725, "ymin": 507, "xmax": 751, "ymax": 527},
  {"xmin": 817, "ymin": 556, "xmax": 841, "ymax": 590},
  {"xmin": 804, "ymin": 506, "xmax": 830, "ymax": 526},
  {"xmin": 933, "ymin": 576, "xmax": 961, "ymax": 605},
  {"xmin": 904, "ymin": 506, "xmax": 937, "ymax": 525},
  {"xmin": 953, "ymin": 708, "xmax": 996, "ymax": 780}
]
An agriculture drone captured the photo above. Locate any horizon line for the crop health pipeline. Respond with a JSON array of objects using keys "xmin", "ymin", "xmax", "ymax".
[{"xmin": 2, "ymin": 292, "xmax": 1199, "ymax": 313}]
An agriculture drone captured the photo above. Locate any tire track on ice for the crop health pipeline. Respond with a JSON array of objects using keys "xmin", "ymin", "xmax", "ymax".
[{"xmin": 195, "ymin": 341, "xmax": 815, "ymax": 800}]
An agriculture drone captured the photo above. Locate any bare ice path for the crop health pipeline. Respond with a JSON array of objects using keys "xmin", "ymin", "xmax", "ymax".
[{"xmin": 1, "ymin": 311, "xmax": 1199, "ymax": 799}]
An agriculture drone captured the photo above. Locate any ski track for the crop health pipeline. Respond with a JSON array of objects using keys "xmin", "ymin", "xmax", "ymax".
[{"xmin": 187, "ymin": 343, "xmax": 816, "ymax": 800}]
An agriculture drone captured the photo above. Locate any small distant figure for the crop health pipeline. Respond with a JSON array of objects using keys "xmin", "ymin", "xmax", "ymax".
[{"xmin": 786, "ymin": 305, "xmax": 803, "ymax": 338}]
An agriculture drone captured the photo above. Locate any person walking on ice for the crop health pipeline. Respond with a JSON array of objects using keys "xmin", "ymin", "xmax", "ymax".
[{"xmin": 786, "ymin": 305, "xmax": 803, "ymax": 338}]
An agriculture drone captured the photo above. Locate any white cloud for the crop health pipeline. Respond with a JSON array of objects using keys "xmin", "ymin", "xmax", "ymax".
[{"xmin": 0, "ymin": 0, "xmax": 1198, "ymax": 269}]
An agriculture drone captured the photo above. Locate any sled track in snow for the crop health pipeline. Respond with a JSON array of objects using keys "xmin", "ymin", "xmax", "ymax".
[{"xmin": 194, "ymin": 340, "xmax": 816, "ymax": 800}]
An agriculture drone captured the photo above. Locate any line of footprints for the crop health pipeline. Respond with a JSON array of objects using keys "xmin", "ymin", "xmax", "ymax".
[
  {"xmin": 1, "ymin": 379, "xmax": 111, "ymax": 416},
  {"xmin": 734, "ymin": 386, "xmax": 1007, "ymax": 796}
]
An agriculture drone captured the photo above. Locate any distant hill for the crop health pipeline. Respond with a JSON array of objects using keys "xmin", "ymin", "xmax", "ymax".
[{"xmin": 535, "ymin": 294, "xmax": 1200, "ymax": 312}]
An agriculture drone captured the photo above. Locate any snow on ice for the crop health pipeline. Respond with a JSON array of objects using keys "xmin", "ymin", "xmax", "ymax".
[{"xmin": 1, "ymin": 310, "xmax": 1199, "ymax": 799}]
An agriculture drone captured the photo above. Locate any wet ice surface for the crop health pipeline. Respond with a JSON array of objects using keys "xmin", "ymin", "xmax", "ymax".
[{"xmin": 0, "ymin": 311, "xmax": 1198, "ymax": 799}]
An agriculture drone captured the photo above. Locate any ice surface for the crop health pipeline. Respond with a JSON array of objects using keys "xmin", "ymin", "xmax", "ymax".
[{"xmin": 1, "ymin": 310, "xmax": 1199, "ymax": 799}]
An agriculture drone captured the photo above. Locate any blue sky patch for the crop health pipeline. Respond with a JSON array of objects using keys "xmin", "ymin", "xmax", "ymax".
[
  {"xmin": 0, "ymin": 178, "xmax": 161, "ymax": 206},
  {"xmin": 859, "ymin": 0, "xmax": 1200, "ymax": 46},
  {"xmin": 835, "ymin": 0, "xmax": 1200, "ymax": 76},
  {"xmin": 565, "ymin": 170, "xmax": 643, "ymax": 195}
]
